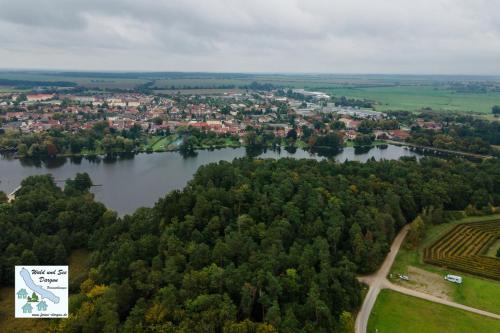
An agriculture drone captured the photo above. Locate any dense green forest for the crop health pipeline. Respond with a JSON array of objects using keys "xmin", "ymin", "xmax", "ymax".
[{"xmin": 1, "ymin": 157, "xmax": 499, "ymax": 332}]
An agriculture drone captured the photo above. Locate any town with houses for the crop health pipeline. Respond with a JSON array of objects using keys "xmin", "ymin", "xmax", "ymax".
[{"xmin": 0, "ymin": 87, "xmax": 446, "ymax": 155}]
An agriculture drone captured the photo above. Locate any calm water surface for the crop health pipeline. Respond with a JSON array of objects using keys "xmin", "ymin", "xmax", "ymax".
[{"xmin": 0, "ymin": 145, "xmax": 420, "ymax": 215}]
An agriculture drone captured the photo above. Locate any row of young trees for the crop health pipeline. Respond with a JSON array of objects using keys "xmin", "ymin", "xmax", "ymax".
[{"xmin": 1, "ymin": 156, "xmax": 499, "ymax": 332}]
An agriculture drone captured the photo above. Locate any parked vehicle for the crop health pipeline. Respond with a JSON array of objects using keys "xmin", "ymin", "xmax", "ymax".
[
  {"xmin": 444, "ymin": 274, "xmax": 462, "ymax": 284},
  {"xmin": 399, "ymin": 274, "xmax": 410, "ymax": 281}
]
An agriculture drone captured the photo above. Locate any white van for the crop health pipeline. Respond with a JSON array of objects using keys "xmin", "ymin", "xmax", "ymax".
[{"xmin": 444, "ymin": 274, "xmax": 462, "ymax": 284}]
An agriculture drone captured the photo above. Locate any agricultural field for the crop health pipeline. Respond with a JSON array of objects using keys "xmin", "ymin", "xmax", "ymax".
[
  {"xmin": 0, "ymin": 71, "xmax": 148, "ymax": 90},
  {"xmin": 424, "ymin": 219, "xmax": 500, "ymax": 280},
  {"xmin": 368, "ymin": 290, "xmax": 500, "ymax": 333},
  {"xmin": 390, "ymin": 214, "xmax": 500, "ymax": 314},
  {"xmin": 0, "ymin": 87, "xmax": 30, "ymax": 93},
  {"xmin": 324, "ymin": 85, "xmax": 500, "ymax": 113}
]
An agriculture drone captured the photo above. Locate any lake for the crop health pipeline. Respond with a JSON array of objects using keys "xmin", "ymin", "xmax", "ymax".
[{"xmin": 0, "ymin": 145, "xmax": 420, "ymax": 215}]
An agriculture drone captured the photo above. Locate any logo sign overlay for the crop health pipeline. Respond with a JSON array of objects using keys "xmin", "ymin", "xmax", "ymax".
[{"xmin": 15, "ymin": 266, "xmax": 68, "ymax": 318}]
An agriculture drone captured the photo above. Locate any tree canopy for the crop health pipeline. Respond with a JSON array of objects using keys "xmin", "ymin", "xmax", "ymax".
[{"xmin": 1, "ymin": 156, "xmax": 499, "ymax": 332}]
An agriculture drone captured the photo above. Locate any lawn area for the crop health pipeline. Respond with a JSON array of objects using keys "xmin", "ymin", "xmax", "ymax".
[
  {"xmin": 295, "ymin": 139, "xmax": 308, "ymax": 149},
  {"xmin": 390, "ymin": 214, "xmax": 500, "ymax": 314},
  {"xmin": 326, "ymin": 85, "xmax": 500, "ymax": 113},
  {"xmin": 149, "ymin": 136, "xmax": 168, "ymax": 151},
  {"xmin": 368, "ymin": 289, "xmax": 500, "ymax": 333},
  {"xmin": 224, "ymin": 137, "xmax": 241, "ymax": 147},
  {"xmin": 145, "ymin": 135, "xmax": 179, "ymax": 152}
]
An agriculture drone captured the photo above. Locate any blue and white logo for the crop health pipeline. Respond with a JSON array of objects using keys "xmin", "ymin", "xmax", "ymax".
[{"xmin": 15, "ymin": 266, "xmax": 68, "ymax": 318}]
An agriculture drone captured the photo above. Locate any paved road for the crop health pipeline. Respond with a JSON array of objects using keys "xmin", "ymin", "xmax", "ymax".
[
  {"xmin": 355, "ymin": 225, "xmax": 410, "ymax": 333},
  {"xmin": 354, "ymin": 224, "xmax": 500, "ymax": 333}
]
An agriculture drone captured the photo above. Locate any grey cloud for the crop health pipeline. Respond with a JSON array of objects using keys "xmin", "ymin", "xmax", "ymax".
[{"xmin": 0, "ymin": 0, "xmax": 499, "ymax": 74}]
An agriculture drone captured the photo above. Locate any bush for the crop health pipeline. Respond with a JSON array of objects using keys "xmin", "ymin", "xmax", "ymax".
[{"xmin": 443, "ymin": 210, "xmax": 466, "ymax": 222}]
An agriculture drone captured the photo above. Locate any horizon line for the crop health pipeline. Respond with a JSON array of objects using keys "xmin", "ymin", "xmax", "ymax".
[{"xmin": 0, "ymin": 68, "xmax": 499, "ymax": 78}]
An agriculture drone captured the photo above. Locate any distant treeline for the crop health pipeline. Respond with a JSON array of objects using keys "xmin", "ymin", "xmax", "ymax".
[
  {"xmin": 448, "ymin": 82, "xmax": 500, "ymax": 94},
  {"xmin": 159, "ymin": 84, "xmax": 239, "ymax": 90},
  {"xmin": 331, "ymin": 96, "xmax": 373, "ymax": 108},
  {"xmin": 0, "ymin": 79, "xmax": 77, "ymax": 88},
  {"xmin": 155, "ymin": 81, "xmax": 279, "ymax": 91},
  {"xmin": 43, "ymin": 71, "xmax": 256, "ymax": 80}
]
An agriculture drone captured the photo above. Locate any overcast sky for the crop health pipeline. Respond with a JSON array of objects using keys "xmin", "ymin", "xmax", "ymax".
[{"xmin": 0, "ymin": 0, "xmax": 499, "ymax": 74}]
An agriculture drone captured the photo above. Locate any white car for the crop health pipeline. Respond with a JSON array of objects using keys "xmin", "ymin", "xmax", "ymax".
[{"xmin": 399, "ymin": 274, "xmax": 410, "ymax": 281}]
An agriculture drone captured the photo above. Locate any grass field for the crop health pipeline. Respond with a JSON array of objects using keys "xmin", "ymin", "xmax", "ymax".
[
  {"xmin": 390, "ymin": 214, "xmax": 500, "ymax": 314},
  {"xmin": 326, "ymin": 85, "xmax": 500, "ymax": 113},
  {"xmin": 368, "ymin": 289, "xmax": 500, "ymax": 333},
  {"xmin": 145, "ymin": 135, "xmax": 180, "ymax": 151}
]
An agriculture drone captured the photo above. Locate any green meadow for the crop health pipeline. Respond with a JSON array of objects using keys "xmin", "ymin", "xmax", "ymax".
[
  {"xmin": 368, "ymin": 289, "xmax": 500, "ymax": 333},
  {"xmin": 326, "ymin": 85, "xmax": 500, "ymax": 113}
]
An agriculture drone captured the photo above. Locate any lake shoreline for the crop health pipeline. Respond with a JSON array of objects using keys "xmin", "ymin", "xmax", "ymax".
[
  {"xmin": 0, "ymin": 145, "xmax": 422, "ymax": 215},
  {"xmin": 3, "ymin": 140, "xmax": 396, "ymax": 160}
]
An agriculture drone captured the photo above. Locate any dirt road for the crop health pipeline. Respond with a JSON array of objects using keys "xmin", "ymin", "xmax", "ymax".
[{"xmin": 355, "ymin": 225, "xmax": 410, "ymax": 333}]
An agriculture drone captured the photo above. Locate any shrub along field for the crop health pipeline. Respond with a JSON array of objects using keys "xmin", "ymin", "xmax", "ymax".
[
  {"xmin": 368, "ymin": 290, "xmax": 500, "ymax": 333},
  {"xmin": 390, "ymin": 214, "xmax": 500, "ymax": 314}
]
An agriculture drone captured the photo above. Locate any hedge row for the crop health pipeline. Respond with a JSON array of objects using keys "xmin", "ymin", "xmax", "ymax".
[{"xmin": 423, "ymin": 220, "xmax": 500, "ymax": 281}]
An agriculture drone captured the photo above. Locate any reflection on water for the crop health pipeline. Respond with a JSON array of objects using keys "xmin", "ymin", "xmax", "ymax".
[{"xmin": 0, "ymin": 145, "xmax": 421, "ymax": 215}]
